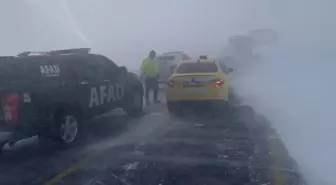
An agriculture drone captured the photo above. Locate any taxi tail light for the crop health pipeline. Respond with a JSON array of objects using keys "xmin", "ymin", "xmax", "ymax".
[
  {"xmin": 2, "ymin": 93, "xmax": 20, "ymax": 124},
  {"xmin": 215, "ymin": 79, "xmax": 224, "ymax": 88},
  {"xmin": 168, "ymin": 79, "xmax": 175, "ymax": 87}
]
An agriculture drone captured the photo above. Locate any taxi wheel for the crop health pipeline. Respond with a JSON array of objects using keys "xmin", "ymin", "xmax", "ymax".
[
  {"xmin": 228, "ymin": 93, "xmax": 235, "ymax": 108},
  {"xmin": 224, "ymin": 102, "xmax": 234, "ymax": 117},
  {"xmin": 213, "ymin": 101, "xmax": 231, "ymax": 118},
  {"xmin": 167, "ymin": 102, "xmax": 174, "ymax": 113},
  {"xmin": 167, "ymin": 102, "xmax": 181, "ymax": 115}
]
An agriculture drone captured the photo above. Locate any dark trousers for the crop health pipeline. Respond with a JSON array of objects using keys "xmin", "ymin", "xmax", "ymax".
[{"xmin": 144, "ymin": 76, "xmax": 159, "ymax": 102}]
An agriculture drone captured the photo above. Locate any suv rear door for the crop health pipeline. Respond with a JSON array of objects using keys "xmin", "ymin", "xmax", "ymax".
[
  {"xmin": 70, "ymin": 56, "xmax": 108, "ymax": 117},
  {"xmin": 94, "ymin": 55, "xmax": 128, "ymax": 108}
]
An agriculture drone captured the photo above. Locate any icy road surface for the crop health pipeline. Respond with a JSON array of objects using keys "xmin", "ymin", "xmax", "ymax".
[{"xmin": 0, "ymin": 102, "xmax": 305, "ymax": 185}]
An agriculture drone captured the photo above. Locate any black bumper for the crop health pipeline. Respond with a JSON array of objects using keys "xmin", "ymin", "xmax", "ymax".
[
  {"xmin": 0, "ymin": 119, "xmax": 42, "ymax": 144},
  {"xmin": 0, "ymin": 120, "xmax": 16, "ymax": 132},
  {"xmin": 0, "ymin": 117, "xmax": 42, "ymax": 139},
  {"xmin": 167, "ymin": 100, "xmax": 229, "ymax": 110}
]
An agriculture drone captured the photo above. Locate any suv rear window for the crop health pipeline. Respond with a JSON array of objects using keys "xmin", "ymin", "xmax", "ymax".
[
  {"xmin": 157, "ymin": 56, "xmax": 175, "ymax": 61},
  {"xmin": 175, "ymin": 62, "xmax": 218, "ymax": 73}
]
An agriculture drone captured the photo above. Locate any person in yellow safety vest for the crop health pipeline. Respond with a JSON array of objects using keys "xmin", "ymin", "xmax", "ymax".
[{"xmin": 141, "ymin": 50, "xmax": 160, "ymax": 105}]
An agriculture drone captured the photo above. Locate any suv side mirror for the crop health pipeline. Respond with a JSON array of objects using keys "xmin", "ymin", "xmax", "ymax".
[
  {"xmin": 118, "ymin": 66, "xmax": 128, "ymax": 75},
  {"xmin": 228, "ymin": 68, "xmax": 234, "ymax": 73}
]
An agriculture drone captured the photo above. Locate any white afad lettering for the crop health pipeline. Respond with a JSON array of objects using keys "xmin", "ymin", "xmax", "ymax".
[
  {"xmin": 54, "ymin": 65, "xmax": 60, "ymax": 73},
  {"xmin": 107, "ymin": 85, "xmax": 116, "ymax": 102},
  {"xmin": 40, "ymin": 66, "xmax": 47, "ymax": 75},
  {"xmin": 115, "ymin": 84, "xmax": 124, "ymax": 100},
  {"xmin": 44, "ymin": 66, "xmax": 50, "ymax": 74},
  {"xmin": 40, "ymin": 65, "xmax": 60, "ymax": 77},
  {"xmin": 89, "ymin": 87, "xmax": 100, "ymax": 108},
  {"xmin": 89, "ymin": 84, "xmax": 124, "ymax": 108},
  {"xmin": 100, "ymin": 85, "xmax": 107, "ymax": 105},
  {"xmin": 49, "ymin": 65, "xmax": 55, "ymax": 73}
]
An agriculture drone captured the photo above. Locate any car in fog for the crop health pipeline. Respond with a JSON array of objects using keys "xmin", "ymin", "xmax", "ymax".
[
  {"xmin": 166, "ymin": 56, "xmax": 234, "ymax": 114},
  {"xmin": 0, "ymin": 48, "xmax": 144, "ymax": 151},
  {"xmin": 156, "ymin": 51, "xmax": 190, "ymax": 85}
]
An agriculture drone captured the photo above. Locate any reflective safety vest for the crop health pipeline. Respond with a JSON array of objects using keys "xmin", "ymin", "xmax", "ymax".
[{"xmin": 141, "ymin": 57, "xmax": 158, "ymax": 77}]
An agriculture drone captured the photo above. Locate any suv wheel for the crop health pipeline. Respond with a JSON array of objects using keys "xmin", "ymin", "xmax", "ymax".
[
  {"xmin": 52, "ymin": 110, "xmax": 84, "ymax": 147},
  {"xmin": 167, "ymin": 102, "xmax": 182, "ymax": 116},
  {"xmin": 38, "ymin": 110, "xmax": 85, "ymax": 149},
  {"xmin": 59, "ymin": 115, "xmax": 79, "ymax": 144}
]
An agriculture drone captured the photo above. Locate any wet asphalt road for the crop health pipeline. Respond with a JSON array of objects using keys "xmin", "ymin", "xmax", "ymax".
[{"xmin": 0, "ymin": 102, "xmax": 306, "ymax": 185}]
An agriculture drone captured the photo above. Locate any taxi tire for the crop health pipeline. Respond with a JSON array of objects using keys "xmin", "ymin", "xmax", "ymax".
[
  {"xmin": 167, "ymin": 102, "xmax": 176, "ymax": 113},
  {"xmin": 167, "ymin": 102, "xmax": 174, "ymax": 112},
  {"xmin": 167, "ymin": 102, "xmax": 182, "ymax": 116},
  {"xmin": 211, "ymin": 101, "xmax": 231, "ymax": 118},
  {"xmin": 228, "ymin": 93, "xmax": 235, "ymax": 108}
]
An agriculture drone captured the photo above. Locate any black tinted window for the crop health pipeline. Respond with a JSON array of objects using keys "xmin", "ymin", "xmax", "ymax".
[
  {"xmin": 86, "ymin": 65, "xmax": 103, "ymax": 80},
  {"xmin": 175, "ymin": 62, "xmax": 218, "ymax": 73},
  {"xmin": 70, "ymin": 57, "xmax": 104, "ymax": 81},
  {"xmin": 93, "ymin": 55, "xmax": 119, "ymax": 78},
  {"xmin": 94, "ymin": 55, "xmax": 118, "ymax": 71}
]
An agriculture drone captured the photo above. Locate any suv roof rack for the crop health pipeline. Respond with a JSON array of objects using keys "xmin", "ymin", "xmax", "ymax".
[
  {"xmin": 0, "ymin": 56, "xmax": 14, "ymax": 59},
  {"xmin": 17, "ymin": 48, "xmax": 91, "ymax": 57}
]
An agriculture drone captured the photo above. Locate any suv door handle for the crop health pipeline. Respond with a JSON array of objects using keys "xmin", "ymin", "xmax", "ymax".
[
  {"xmin": 81, "ymin": 81, "xmax": 88, "ymax": 85},
  {"xmin": 104, "ymin": 79, "xmax": 110, "ymax": 82}
]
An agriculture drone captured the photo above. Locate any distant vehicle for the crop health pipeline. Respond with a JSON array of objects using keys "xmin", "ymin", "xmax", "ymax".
[
  {"xmin": 222, "ymin": 29, "xmax": 278, "ymax": 72},
  {"xmin": 166, "ymin": 58, "xmax": 234, "ymax": 115},
  {"xmin": 0, "ymin": 48, "xmax": 144, "ymax": 151},
  {"xmin": 229, "ymin": 35, "xmax": 256, "ymax": 53},
  {"xmin": 155, "ymin": 51, "xmax": 190, "ymax": 84},
  {"xmin": 248, "ymin": 28, "xmax": 279, "ymax": 47}
]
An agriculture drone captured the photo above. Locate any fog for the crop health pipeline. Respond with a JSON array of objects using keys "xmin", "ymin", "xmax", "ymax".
[
  {"xmin": 231, "ymin": 1, "xmax": 336, "ymax": 184},
  {"xmin": 0, "ymin": 0, "xmax": 335, "ymax": 184}
]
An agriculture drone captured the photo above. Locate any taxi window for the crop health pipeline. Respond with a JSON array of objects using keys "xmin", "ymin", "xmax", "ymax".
[
  {"xmin": 175, "ymin": 62, "xmax": 218, "ymax": 73},
  {"xmin": 219, "ymin": 62, "xmax": 229, "ymax": 73}
]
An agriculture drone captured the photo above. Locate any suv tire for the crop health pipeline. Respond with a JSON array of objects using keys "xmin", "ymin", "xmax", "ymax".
[
  {"xmin": 58, "ymin": 113, "xmax": 80, "ymax": 145},
  {"xmin": 39, "ymin": 109, "xmax": 84, "ymax": 148}
]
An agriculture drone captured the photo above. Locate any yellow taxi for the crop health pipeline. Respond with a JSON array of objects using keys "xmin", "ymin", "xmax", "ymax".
[{"xmin": 166, "ymin": 56, "xmax": 234, "ymax": 113}]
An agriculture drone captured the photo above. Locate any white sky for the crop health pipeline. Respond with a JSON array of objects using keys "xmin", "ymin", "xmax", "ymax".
[{"xmin": 0, "ymin": 0, "xmax": 277, "ymax": 65}]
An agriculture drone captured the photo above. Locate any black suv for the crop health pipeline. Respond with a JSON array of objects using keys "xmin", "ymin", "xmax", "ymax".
[{"xmin": 0, "ymin": 48, "xmax": 144, "ymax": 150}]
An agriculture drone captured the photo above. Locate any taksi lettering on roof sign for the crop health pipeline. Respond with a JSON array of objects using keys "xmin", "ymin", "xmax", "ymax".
[
  {"xmin": 89, "ymin": 83, "xmax": 124, "ymax": 108},
  {"xmin": 40, "ymin": 65, "xmax": 60, "ymax": 77}
]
